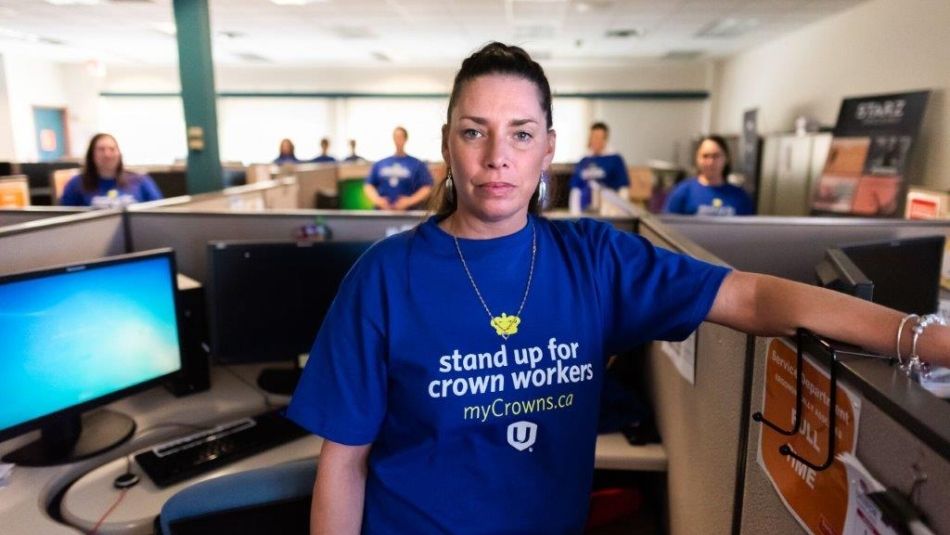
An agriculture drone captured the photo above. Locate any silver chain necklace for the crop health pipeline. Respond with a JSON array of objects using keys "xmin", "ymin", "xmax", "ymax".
[{"xmin": 452, "ymin": 221, "xmax": 537, "ymax": 340}]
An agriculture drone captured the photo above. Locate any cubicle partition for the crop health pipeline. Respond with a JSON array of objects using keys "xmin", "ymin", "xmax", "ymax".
[
  {"xmin": 126, "ymin": 209, "xmax": 425, "ymax": 283},
  {"xmin": 658, "ymin": 214, "xmax": 950, "ymax": 283},
  {"xmin": 289, "ymin": 165, "xmax": 337, "ymax": 209},
  {"xmin": 0, "ymin": 206, "xmax": 88, "ymax": 227},
  {"xmin": 653, "ymin": 214, "xmax": 950, "ymax": 534},
  {"xmin": 0, "ymin": 209, "xmax": 127, "ymax": 276},
  {"xmin": 156, "ymin": 178, "xmax": 300, "ymax": 212},
  {"xmin": 738, "ymin": 337, "xmax": 950, "ymax": 533},
  {"xmin": 636, "ymin": 214, "xmax": 750, "ymax": 535}
]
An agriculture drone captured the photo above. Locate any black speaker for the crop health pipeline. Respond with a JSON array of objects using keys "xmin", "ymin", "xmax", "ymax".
[{"xmin": 165, "ymin": 274, "xmax": 211, "ymax": 397}]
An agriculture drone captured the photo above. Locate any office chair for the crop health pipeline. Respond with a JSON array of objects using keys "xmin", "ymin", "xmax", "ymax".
[{"xmin": 157, "ymin": 457, "xmax": 316, "ymax": 535}]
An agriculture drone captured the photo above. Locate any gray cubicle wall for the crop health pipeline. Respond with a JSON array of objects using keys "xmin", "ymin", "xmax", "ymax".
[
  {"xmin": 636, "ymin": 214, "xmax": 750, "ymax": 535},
  {"xmin": 659, "ymin": 215, "xmax": 950, "ymax": 283},
  {"xmin": 0, "ymin": 207, "xmax": 88, "ymax": 227},
  {"xmin": 739, "ymin": 339, "xmax": 950, "ymax": 534},
  {"xmin": 126, "ymin": 209, "xmax": 427, "ymax": 283},
  {"xmin": 0, "ymin": 210, "xmax": 127, "ymax": 276},
  {"xmin": 655, "ymin": 215, "xmax": 950, "ymax": 534}
]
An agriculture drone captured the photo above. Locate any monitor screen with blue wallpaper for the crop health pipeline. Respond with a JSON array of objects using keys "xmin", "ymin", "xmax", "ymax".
[{"xmin": 0, "ymin": 250, "xmax": 182, "ymax": 464}]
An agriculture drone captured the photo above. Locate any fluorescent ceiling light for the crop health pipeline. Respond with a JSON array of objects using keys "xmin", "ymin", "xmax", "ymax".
[
  {"xmin": 45, "ymin": 0, "xmax": 100, "ymax": 5},
  {"xmin": 270, "ymin": 0, "xmax": 327, "ymax": 5},
  {"xmin": 696, "ymin": 18, "xmax": 760, "ymax": 38},
  {"xmin": 0, "ymin": 27, "xmax": 41, "ymax": 43}
]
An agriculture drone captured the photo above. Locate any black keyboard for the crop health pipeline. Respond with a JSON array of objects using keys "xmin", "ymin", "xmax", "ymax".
[{"xmin": 135, "ymin": 407, "xmax": 309, "ymax": 488}]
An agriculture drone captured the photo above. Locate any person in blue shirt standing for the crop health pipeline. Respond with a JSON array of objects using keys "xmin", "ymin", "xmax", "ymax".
[
  {"xmin": 311, "ymin": 137, "xmax": 337, "ymax": 163},
  {"xmin": 273, "ymin": 138, "xmax": 300, "ymax": 165},
  {"xmin": 363, "ymin": 126, "xmax": 433, "ymax": 211},
  {"xmin": 60, "ymin": 133, "xmax": 163, "ymax": 207},
  {"xmin": 663, "ymin": 135, "xmax": 754, "ymax": 216},
  {"xmin": 344, "ymin": 139, "xmax": 365, "ymax": 163},
  {"xmin": 287, "ymin": 43, "xmax": 950, "ymax": 535},
  {"xmin": 568, "ymin": 122, "xmax": 630, "ymax": 213}
]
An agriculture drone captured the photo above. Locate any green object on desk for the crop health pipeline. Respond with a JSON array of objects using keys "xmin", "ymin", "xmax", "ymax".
[{"xmin": 339, "ymin": 178, "xmax": 374, "ymax": 210}]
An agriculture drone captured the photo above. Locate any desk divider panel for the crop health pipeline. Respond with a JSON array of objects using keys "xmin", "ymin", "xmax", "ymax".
[
  {"xmin": 0, "ymin": 207, "xmax": 89, "ymax": 227},
  {"xmin": 0, "ymin": 210, "xmax": 127, "ymax": 276},
  {"xmin": 292, "ymin": 166, "xmax": 337, "ymax": 209},
  {"xmin": 659, "ymin": 216, "xmax": 950, "ymax": 534},
  {"xmin": 739, "ymin": 338, "xmax": 950, "ymax": 534},
  {"xmin": 636, "ymin": 214, "xmax": 750, "ymax": 535},
  {"xmin": 126, "ymin": 210, "xmax": 426, "ymax": 283},
  {"xmin": 659, "ymin": 215, "xmax": 950, "ymax": 283}
]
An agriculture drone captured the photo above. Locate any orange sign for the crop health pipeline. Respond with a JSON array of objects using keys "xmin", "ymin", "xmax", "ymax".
[
  {"xmin": 757, "ymin": 338, "xmax": 861, "ymax": 535},
  {"xmin": 0, "ymin": 180, "xmax": 29, "ymax": 208}
]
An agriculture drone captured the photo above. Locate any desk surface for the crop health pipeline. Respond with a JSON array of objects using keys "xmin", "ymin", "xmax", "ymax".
[{"xmin": 1, "ymin": 364, "xmax": 666, "ymax": 535}]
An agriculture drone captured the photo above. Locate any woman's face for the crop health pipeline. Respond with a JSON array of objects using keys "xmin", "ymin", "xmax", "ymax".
[
  {"xmin": 443, "ymin": 74, "xmax": 555, "ymax": 225},
  {"xmin": 280, "ymin": 139, "xmax": 293, "ymax": 155},
  {"xmin": 696, "ymin": 139, "xmax": 727, "ymax": 180},
  {"xmin": 94, "ymin": 136, "xmax": 121, "ymax": 177}
]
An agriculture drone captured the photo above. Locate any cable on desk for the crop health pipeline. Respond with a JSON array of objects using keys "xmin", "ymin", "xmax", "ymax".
[
  {"xmin": 88, "ymin": 488, "xmax": 129, "ymax": 535},
  {"xmin": 220, "ymin": 364, "xmax": 276, "ymax": 409}
]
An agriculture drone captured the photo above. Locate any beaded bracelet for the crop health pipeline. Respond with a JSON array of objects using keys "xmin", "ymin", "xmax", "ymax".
[
  {"xmin": 896, "ymin": 313, "xmax": 919, "ymax": 365},
  {"xmin": 904, "ymin": 313, "xmax": 947, "ymax": 380}
]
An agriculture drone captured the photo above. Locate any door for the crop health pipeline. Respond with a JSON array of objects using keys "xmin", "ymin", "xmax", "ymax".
[{"xmin": 33, "ymin": 107, "xmax": 68, "ymax": 162}]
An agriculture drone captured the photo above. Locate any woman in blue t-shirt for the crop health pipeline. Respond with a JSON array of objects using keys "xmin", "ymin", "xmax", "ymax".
[
  {"xmin": 288, "ymin": 43, "xmax": 950, "ymax": 535},
  {"xmin": 273, "ymin": 138, "xmax": 300, "ymax": 165},
  {"xmin": 60, "ymin": 133, "xmax": 163, "ymax": 207},
  {"xmin": 663, "ymin": 135, "xmax": 754, "ymax": 216}
]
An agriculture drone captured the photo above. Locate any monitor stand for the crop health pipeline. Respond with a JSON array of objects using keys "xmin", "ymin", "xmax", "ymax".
[
  {"xmin": 2, "ymin": 409, "xmax": 135, "ymax": 466},
  {"xmin": 257, "ymin": 366, "xmax": 303, "ymax": 396}
]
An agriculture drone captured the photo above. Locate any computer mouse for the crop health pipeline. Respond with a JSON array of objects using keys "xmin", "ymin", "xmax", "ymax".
[{"xmin": 113, "ymin": 472, "xmax": 140, "ymax": 489}]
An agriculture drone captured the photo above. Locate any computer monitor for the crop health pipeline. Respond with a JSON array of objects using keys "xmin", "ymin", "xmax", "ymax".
[
  {"xmin": 206, "ymin": 240, "xmax": 373, "ymax": 394},
  {"xmin": 816, "ymin": 235, "xmax": 944, "ymax": 315},
  {"xmin": 841, "ymin": 235, "xmax": 944, "ymax": 315},
  {"xmin": 814, "ymin": 248, "xmax": 874, "ymax": 302},
  {"xmin": 0, "ymin": 249, "xmax": 183, "ymax": 466}
]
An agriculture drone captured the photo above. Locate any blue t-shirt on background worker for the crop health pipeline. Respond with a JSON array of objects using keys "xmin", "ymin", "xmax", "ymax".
[
  {"xmin": 663, "ymin": 177, "xmax": 754, "ymax": 216},
  {"xmin": 569, "ymin": 153, "xmax": 630, "ymax": 211},
  {"xmin": 60, "ymin": 173, "xmax": 163, "ymax": 208},
  {"xmin": 366, "ymin": 154, "xmax": 433, "ymax": 205}
]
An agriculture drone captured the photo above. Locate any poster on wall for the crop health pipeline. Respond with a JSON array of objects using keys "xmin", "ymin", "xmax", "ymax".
[
  {"xmin": 811, "ymin": 90, "xmax": 929, "ymax": 216},
  {"xmin": 757, "ymin": 338, "xmax": 861, "ymax": 535}
]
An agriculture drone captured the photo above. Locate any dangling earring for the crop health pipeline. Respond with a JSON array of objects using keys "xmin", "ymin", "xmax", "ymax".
[
  {"xmin": 537, "ymin": 172, "xmax": 548, "ymax": 207},
  {"xmin": 445, "ymin": 168, "xmax": 455, "ymax": 203}
]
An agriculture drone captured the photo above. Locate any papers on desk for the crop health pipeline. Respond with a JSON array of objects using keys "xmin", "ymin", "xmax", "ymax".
[{"xmin": 920, "ymin": 366, "xmax": 950, "ymax": 398}]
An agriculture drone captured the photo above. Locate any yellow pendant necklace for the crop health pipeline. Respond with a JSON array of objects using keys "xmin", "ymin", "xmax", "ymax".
[{"xmin": 452, "ymin": 221, "xmax": 537, "ymax": 340}]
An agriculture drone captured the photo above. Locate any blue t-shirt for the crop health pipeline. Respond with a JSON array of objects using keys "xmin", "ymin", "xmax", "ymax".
[
  {"xmin": 569, "ymin": 154, "xmax": 630, "ymax": 210},
  {"xmin": 273, "ymin": 155, "xmax": 300, "ymax": 164},
  {"xmin": 59, "ymin": 173, "xmax": 163, "ymax": 207},
  {"xmin": 311, "ymin": 155, "xmax": 337, "ymax": 163},
  {"xmin": 663, "ymin": 177, "xmax": 754, "ymax": 216},
  {"xmin": 287, "ymin": 216, "xmax": 729, "ymax": 534},
  {"xmin": 366, "ymin": 154, "xmax": 433, "ymax": 204}
]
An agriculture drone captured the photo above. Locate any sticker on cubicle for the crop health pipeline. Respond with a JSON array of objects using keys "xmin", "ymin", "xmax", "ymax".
[
  {"xmin": 757, "ymin": 338, "xmax": 861, "ymax": 535},
  {"xmin": 660, "ymin": 332, "xmax": 696, "ymax": 385}
]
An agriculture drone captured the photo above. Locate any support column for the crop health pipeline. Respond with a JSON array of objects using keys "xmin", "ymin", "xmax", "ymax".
[{"xmin": 173, "ymin": 0, "xmax": 222, "ymax": 193}]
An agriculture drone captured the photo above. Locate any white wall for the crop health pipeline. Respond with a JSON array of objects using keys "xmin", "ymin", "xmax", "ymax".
[
  {"xmin": 0, "ymin": 54, "xmax": 70, "ymax": 161},
  {"xmin": 0, "ymin": 56, "xmax": 16, "ymax": 161},
  {"xmin": 711, "ymin": 0, "xmax": 950, "ymax": 188},
  {"xmin": 97, "ymin": 61, "xmax": 712, "ymax": 165},
  {"xmin": 0, "ymin": 55, "xmax": 712, "ymax": 166}
]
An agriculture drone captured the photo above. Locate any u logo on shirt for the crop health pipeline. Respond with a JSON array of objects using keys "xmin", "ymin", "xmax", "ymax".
[{"xmin": 507, "ymin": 421, "xmax": 538, "ymax": 451}]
